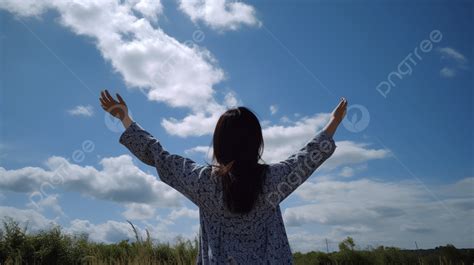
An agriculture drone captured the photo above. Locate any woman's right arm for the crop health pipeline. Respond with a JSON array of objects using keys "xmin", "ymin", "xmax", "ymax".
[
  {"xmin": 265, "ymin": 98, "xmax": 347, "ymax": 207},
  {"xmin": 100, "ymin": 89, "xmax": 155, "ymax": 165}
]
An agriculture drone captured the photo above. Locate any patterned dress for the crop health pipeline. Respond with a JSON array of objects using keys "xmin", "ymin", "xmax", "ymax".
[{"xmin": 119, "ymin": 122, "xmax": 336, "ymax": 264}]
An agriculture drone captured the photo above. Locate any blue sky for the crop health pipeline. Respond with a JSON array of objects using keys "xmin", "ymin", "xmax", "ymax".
[{"xmin": 0, "ymin": 0, "xmax": 472, "ymax": 252}]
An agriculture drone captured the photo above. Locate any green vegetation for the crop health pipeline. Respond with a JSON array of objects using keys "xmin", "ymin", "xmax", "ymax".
[
  {"xmin": 293, "ymin": 237, "xmax": 474, "ymax": 265},
  {"xmin": 0, "ymin": 218, "xmax": 472, "ymax": 265},
  {"xmin": 0, "ymin": 218, "xmax": 197, "ymax": 265}
]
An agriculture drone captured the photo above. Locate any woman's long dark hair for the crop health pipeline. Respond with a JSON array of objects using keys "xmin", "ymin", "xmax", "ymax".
[{"xmin": 212, "ymin": 107, "xmax": 267, "ymax": 214}]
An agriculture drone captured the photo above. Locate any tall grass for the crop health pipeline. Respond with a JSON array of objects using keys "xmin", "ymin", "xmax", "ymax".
[
  {"xmin": 0, "ymin": 218, "xmax": 472, "ymax": 265},
  {"xmin": 0, "ymin": 218, "xmax": 197, "ymax": 265}
]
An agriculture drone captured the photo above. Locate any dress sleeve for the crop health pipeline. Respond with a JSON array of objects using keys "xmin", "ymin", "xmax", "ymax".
[
  {"xmin": 265, "ymin": 130, "xmax": 336, "ymax": 206},
  {"xmin": 119, "ymin": 122, "xmax": 212, "ymax": 207}
]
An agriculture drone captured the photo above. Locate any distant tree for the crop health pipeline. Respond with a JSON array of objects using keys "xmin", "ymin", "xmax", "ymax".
[{"xmin": 339, "ymin": 236, "xmax": 356, "ymax": 252}]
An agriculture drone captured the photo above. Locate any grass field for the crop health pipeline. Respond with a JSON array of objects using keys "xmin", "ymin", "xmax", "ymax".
[{"xmin": 1, "ymin": 218, "xmax": 472, "ymax": 265}]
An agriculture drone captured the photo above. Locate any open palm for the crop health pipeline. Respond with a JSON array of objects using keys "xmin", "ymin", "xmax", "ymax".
[{"xmin": 99, "ymin": 89, "xmax": 128, "ymax": 120}]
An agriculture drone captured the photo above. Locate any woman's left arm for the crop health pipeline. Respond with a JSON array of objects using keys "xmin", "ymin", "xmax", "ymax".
[
  {"xmin": 99, "ymin": 90, "xmax": 211, "ymax": 206},
  {"xmin": 119, "ymin": 121, "xmax": 211, "ymax": 206}
]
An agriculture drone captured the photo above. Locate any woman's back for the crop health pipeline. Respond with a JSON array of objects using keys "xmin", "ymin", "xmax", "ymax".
[
  {"xmin": 102, "ymin": 91, "xmax": 347, "ymax": 264},
  {"xmin": 119, "ymin": 121, "xmax": 336, "ymax": 264},
  {"xmin": 192, "ymin": 166, "xmax": 292, "ymax": 264}
]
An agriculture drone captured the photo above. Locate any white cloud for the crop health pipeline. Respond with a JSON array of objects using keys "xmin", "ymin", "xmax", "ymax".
[
  {"xmin": 0, "ymin": 0, "xmax": 53, "ymax": 17},
  {"xmin": 270, "ymin": 105, "xmax": 278, "ymax": 115},
  {"xmin": 339, "ymin": 166, "xmax": 355, "ymax": 177},
  {"xmin": 260, "ymin": 120, "xmax": 271, "ymax": 127},
  {"xmin": 321, "ymin": 141, "xmax": 390, "ymax": 171},
  {"xmin": 261, "ymin": 113, "xmax": 389, "ymax": 166},
  {"xmin": 167, "ymin": 207, "xmax": 199, "ymax": 221},
  {"xmin": 66, "ymin": 218, "xmax": 178, "ymax": 243},
  {"xmin": 440, "ymin": 67, "xmax": 456, "ymax": 78},
  {"xmin": 161, "ymin": 108, "xmax": 222, "ymax": 137},
  {"xmin": 0, "ymin": 206, "xmax": 186, "ymax": 244},
  {"xmin": 161, "ymin": 92, "xmax": 241, "ymax": 137},
  {"xmin": 437, "ymin": 47, "xmax": 469, "ymax": 78},
  {"xmin": 185, "ymin": 145, "xmax": 213, "ymax": 162},
  {"xmin": 287, "ymin": 232, "xmax": 332, "ymax": 252},
  {"xmin": 185, "ymin": 145, "xmax": 211, "ymax": 155},
  {"xmin": 441, "ymin": 177, "xmax": 474, "ymax": 197},
  {"xmin": 0, "ymin": 0, "xmax": 249, "ymax": 138},
  {"xmin": 0, "ymin": 155, "xmax": 182, "ymax": 207},
  {"xmin": 128, "ymin": 0, "xmax": 163, "ymax": 22},
  {"xmin": 224, "ymin": 91, "xmax": 240, "ymax": 107},
  {"xmin": 337, "ymin": 164, "xmax": 367, "ymax": 178},
  {"xmin": 55, "ymin": 0, "xmax": 223, "ymax": 109},
  {"xmin": 178, "ymin": 0, "xmax": 261, "ymax": 31},
  {"xmin": 184, "ymin": 112, "xmax": 390, "ymax": 169},
  {"xmin": 0, "ymin": 206, "xmax": 58, "ymax": 231},
  {"xmin": 438, "ymin": 47, "xmax": 467, "ymax": 64},
  {"xmin": 122, "ymin": 203, "xmax": 156, "ymax": 220},
  {"xmin": 27, "ymin": 194, "xmax": 64, "ymax": 217},
  {"xmin": 284, "ymin": 177, "xmax": 474, "ymax": 251},
  {"xmin": 67, "ymin": 219, "xmax": 137, "ymax": 243},
  {"xmin": 68, "ymin": 105, "xmax": 94, "ymax": 117},
  {"xmin": 279, "ymin": 116, "xmax": 291, "ymax": 123},
  {"xmin": 66, "ymin": 217, "xmax": 189, "ymax": 243},
  {"xmin": 262, "ymin": 113, "xmax": 330, "ymax": 163},
  {"xmin": 290, "ymin": 179, "xmax": 422, "ymax": 217}
]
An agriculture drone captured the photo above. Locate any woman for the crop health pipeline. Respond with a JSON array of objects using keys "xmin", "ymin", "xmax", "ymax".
[{"xmin": 99, "ymin": 90, "xmax": 347, "ymax": 265}]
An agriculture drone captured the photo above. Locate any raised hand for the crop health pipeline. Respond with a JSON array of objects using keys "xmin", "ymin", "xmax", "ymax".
[
  {"xmin": 331, "ymin": 97, "xmax": 348, "ymax": 123},
  {"xmin": 324, "ymin": 97, "xmax": 348, "ymax": 137},
  {"xmin": 99, "ymin": 89, "xmax": 128, "ymax": 121}
]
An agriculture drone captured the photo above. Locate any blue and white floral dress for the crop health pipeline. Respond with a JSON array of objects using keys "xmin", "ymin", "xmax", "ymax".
[{"xmin": 119, "ymin": 122, "xmax": 336, "ymax": 264}]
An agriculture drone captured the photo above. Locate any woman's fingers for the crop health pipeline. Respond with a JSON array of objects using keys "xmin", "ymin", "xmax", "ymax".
[
  {"xmin": 116, "ymin": 93, "xmax": 126, "ymax": 105},
  {"xmin": 336, "ymin": 98, "xmax": 345, "ymax": 110},
  {"xmin": 333, "ymin": 97, "xmax": 348, "ymax": 120},
  {"xmin": 99, "ymin": 90, "xmax": 127, "ymax": 119},
  {"xmin": 341, "ymin": 98, "xmax": 348, "ymax": 117},
  {"xmin": 339, "ymin": 97, "xmax": 347, "ymax": 109},
  {"xmin": 100, "ymin": 91, "xmax": 110, "ymax": 104},
  {"xmin": 104, "ymin": 89, "xmax": 115, "ymax": 103},
  {"xmin": 99, "ymin": 97, "xmax": 107, "ymax": 107},
  {"xmin": 100, "ymin": 93, "xmax": 111, "ymax": 106}
]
